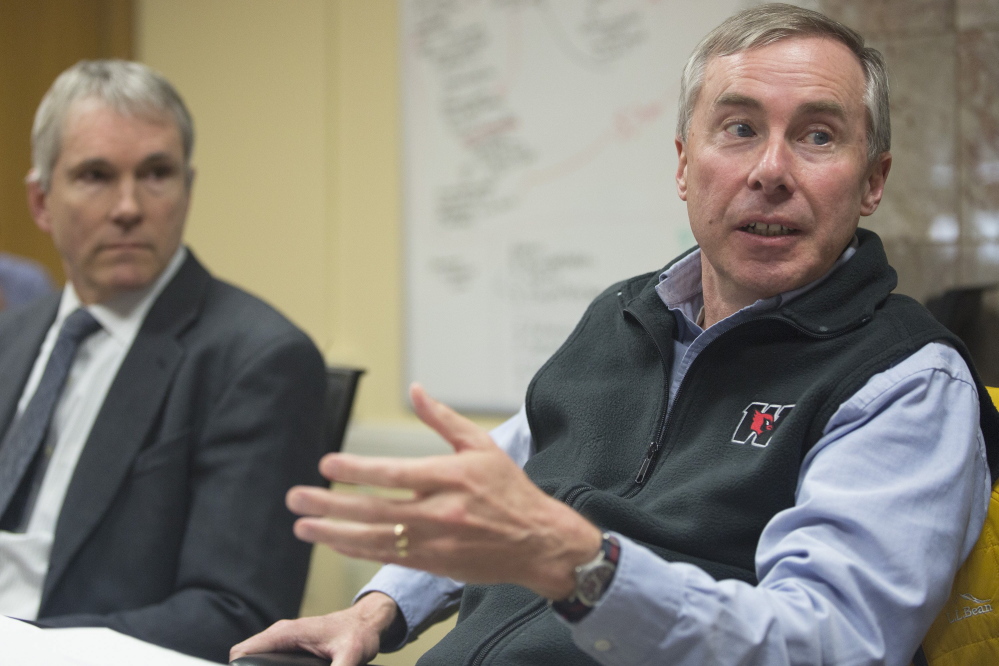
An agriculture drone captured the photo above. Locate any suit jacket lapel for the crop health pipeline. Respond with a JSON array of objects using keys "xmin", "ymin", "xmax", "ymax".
[
  {"xmin": 43, "ymin": 252, "xmax": 212, "ymax": 600},
  {"xmin": 0, "ymin": 296, "xmax": 60, "ymax": 439}
]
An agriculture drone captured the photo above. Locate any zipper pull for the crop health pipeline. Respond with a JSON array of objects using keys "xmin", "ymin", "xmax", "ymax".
[{"xmin": 635, "ymin": 441, "xmax": 661, "ymax": 484}]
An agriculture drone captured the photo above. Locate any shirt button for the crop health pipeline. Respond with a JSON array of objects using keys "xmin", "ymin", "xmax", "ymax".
[{"xmin": 594, "ymin": 639, "xmax": 612, "ymax": 652}]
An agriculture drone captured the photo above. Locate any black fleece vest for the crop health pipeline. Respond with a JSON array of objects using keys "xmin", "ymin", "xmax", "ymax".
[{"xmin": 417, "ymin": 230, "xmax": 999, "ymax": 666}]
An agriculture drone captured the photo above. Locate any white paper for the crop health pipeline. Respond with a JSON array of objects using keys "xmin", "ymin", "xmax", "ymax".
[
  {"xmin": 0, "ymin": 615, "xmax": 218, "ymax": 666},
  {"xmin": 0, "ymin": 615, "xmax": 76, "ymax": 666}
]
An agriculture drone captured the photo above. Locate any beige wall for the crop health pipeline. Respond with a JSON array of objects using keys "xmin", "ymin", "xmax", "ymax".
[{"xmin": 138, "ymin": 0, "xmax": 426, "ymax": 426}]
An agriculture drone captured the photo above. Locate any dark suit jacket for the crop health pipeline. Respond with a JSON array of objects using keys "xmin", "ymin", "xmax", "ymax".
[{"xmin": 0, "ymin": 251, "xmax": 327, "ymax": 663}]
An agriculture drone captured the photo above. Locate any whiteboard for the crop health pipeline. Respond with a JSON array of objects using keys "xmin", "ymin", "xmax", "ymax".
[{"xmin": 402, "ymin": 0, "xmax": 743, "ymax": 413}]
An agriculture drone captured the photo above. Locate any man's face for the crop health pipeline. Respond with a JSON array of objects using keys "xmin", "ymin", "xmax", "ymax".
[
  {"xmin": 675, "ymin": 37, "xmax": 891, "ymax": 311},
  {"xmin": 28, "ymin": 98, "xmax": 191, "ymax": 305}
]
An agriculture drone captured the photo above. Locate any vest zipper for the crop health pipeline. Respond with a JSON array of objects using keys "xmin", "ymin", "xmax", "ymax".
[
  {"xmin": 632, "ymin": 369, "xmax": 688, "ymax": 488},
  {"xmin": 635, "ymin": 441, "xmax": 660, "ymax": 484},
  {"xmin": 468, "ymin": 600, "xmax": 548, "ymax": 666},
  {"xmin": 621, "ymin": 300, "xmax": 675, "ymax": 491},
  {"xmin": 562, "ymin": 484, "xmax": 591, "ymax": 507}
]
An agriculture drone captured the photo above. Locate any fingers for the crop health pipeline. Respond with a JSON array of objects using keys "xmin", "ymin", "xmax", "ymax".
[
  {"xmin": 293, "ymin": 515, "xmax": 472, "ymax": 578},
  {"xmin": 316, "ymin": 452, "xmax": 463, "ymax": 493},
  {"xmin": 293, "ymin": 517, "xmax": 406, "ymax": 563},
  {"xmin": 231, "ymin": 613, "xmax": 379, "ymax": 666},
  {"xmin": 410, "ymin": 382, "xmax": 493, "ymax": 453},
  {"xmin": 287, "ymin": 485, "xmax": 412, "ymax": 524},
  {"xmin": 320, "ymin": 453, "xmax": 424, "ymax": 488},
  {"xmin": 307, "ymin": 384, "xmax": 497, "ymax": 496},
  {"xmin": 285, "ymin": 487, "xmax": 418, "ymax": 563},
  {"xmin": 230, "ymin": 618, "xmax": 329, "ymax": 661}
]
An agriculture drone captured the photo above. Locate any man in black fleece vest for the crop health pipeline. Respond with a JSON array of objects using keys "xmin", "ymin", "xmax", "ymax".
[{"xmin": 234, "ymin": 4, "xmax": 999, "ymax": 666}]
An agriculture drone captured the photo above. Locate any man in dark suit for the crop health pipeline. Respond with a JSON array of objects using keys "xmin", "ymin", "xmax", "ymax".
[{"xmin": 0, "ymin": 60, "xmax": 327, "ymax": 663}]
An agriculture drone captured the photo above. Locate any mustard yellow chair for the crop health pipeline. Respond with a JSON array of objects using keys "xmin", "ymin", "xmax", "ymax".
[{"xmin": 912, "ymin": 386, "xmax": 999, "ymax": 666}]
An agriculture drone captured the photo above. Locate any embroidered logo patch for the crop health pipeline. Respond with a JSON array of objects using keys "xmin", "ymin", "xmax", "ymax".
[
  {"xmin": 947, "ymin": 593, "xmax": 994, "ymax": 623},
  {"xmin": 731, "ymin": 402, "xmax": 794, "ymax": 447}
]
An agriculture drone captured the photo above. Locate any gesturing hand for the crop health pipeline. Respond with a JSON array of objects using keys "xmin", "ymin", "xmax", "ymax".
[{"xmin": 287, "ymin": 383, "xmax": 601, "ymax": 600}]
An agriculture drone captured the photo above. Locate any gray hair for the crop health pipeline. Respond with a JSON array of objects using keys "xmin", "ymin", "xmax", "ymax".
[
  {"xmin": 30, "ymin": 59, "xmax": 194, "ymax": 191},
  {"xmin": 676, "ymin": 3, "xmax": 890, "ymax": 164}
]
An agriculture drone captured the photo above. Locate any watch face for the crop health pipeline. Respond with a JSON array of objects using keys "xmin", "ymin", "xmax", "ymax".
[{"xmin": 577, "ymin": 561, "xmax": 616, "ymax": 607}]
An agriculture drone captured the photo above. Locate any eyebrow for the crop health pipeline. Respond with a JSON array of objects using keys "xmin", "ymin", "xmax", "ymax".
[
  {"xmin": 139, "ymin": 151, "xmax": 181, "ymax": 165},
  {"xmin": 712, "ymin": 93, "xmax": 848, "ymax": 121},
  {"xmin": 798, "ymin": 100, "xmax": 848, "ymax": 121},
  {"xmin": 713, "ymin": 93, "xmax": 763, "ymax": 112},
  {"xmin": 67, "ymin": 158, "xmax": 113, "ymax": 174},
  {"xmin": 68, "ymin": 152, "xmax": 180, "ymax": 172}
]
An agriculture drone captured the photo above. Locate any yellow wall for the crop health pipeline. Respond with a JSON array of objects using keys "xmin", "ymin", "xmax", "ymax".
[{"xmin": 138, "ymin": 0, "xmax": 418, "ymax": 426}]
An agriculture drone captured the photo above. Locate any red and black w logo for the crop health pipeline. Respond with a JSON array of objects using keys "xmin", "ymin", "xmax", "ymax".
[{"xmin": 731, "ymin": 402, "xmax": 794, "ymax": 448}]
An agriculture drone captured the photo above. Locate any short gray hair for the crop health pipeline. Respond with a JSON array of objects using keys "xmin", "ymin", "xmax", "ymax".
[
  {"xmin": 30, "ymin": 59, "xmax": 194, "ymax": 191},
  {"xmin": 676, "ymin": 3, "xmax": 890, "ymax": 164}
]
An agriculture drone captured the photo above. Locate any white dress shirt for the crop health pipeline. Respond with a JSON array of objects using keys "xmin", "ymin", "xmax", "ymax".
[{"xmin": 0, "ymin": 248, "xmax": 186, "ymax": 620}]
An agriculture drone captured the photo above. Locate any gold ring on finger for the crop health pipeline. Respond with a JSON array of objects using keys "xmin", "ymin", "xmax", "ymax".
[{"xmin": 393, "ymin": 523, "xmax": 409, "ymax": 558}]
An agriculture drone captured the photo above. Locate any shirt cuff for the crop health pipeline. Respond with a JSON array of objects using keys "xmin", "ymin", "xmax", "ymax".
[
  {"xmin": 355, "ymin": 564, "xmax": 464, "ymax": 651},
  {"xmin": 554, "ymin": 533, "xmax": 685, "ymax": 665}
]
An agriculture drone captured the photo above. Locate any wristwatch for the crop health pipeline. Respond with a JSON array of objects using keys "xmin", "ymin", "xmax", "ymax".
[{"xmin": 551, "ymin": 533, "xmax": 620, "ymax": 622}]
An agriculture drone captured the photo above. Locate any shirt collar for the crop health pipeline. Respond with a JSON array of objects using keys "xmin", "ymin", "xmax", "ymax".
[
  {"xmin": 56, "ymin": 246, "xmax": 188, "ymax": 344},
  {"xmin": 655, "ymin": 235, "xmax": 860, "ymax": 329}
]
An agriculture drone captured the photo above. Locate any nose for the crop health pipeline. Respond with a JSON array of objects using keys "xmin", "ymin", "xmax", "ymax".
[
  {"xmin": 111, "ymin": 177, "xmax": 142, "ymax": 230},
  {"xmin": 747, "ymin": 136, "xmax": 795, "ymax": 197}
]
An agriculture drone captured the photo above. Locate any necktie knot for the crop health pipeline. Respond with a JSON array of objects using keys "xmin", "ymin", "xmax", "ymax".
[{"xmin": 59, "ymin": 308, "xmax": 101, "ymax": 345}]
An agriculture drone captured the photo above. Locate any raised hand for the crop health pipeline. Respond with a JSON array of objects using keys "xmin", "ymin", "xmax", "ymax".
[{"xmin": 287, "ymin": 383, "xmax": 602, "ymax": 600}]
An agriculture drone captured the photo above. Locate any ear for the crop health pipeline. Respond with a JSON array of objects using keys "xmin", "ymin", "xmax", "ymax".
[
  {"xmin": 675, "ymin": 138, "xmax": 689, "ymax": 202},
  {"xmin": 178, "ymin": 166, "xmax": 195, "ymax": 226},
  {"xmin": 25, "ymin": 172, "xmax": 53, "ymax": 235},
  {"xmin": 860, "ymin": 152, "xmax": 892, "ymax": 217}
]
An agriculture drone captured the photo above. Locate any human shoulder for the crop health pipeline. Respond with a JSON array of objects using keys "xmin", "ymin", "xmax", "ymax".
[
  {"xmin": 194, "ymin": 276, "xmax": 321, "ymax": 361},
  {"xmin": 881, "ymin": 341, "xmax": 973, "ymax": 392},
  {"xmin": 147, "ymin": 255, "xmax": 321, "ymax": 375},
  {"xmin": 827, "ymin": 341, "xmax": 977, "ymax": 431},
  {"xmin": 0, "ymin": 292, "xmax": 59, "ymax": 342},
  {"xmin": 160, "ymin": 274, "xmax": 326, "ymax": 424}
]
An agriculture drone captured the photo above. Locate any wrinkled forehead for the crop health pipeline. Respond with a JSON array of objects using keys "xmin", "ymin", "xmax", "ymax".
[
  {"xmin": 699, "ymin": 37, "xmax": 867, "ymax": 113},
  {"xmin": 57, "ymin": 96, "xmax": 186, "ymax": 162},
  {"xmin": 63, "ymin": 96, "xmax": 182, "ymax": 136}
]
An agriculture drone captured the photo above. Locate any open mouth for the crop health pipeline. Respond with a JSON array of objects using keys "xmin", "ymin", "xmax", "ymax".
[{"xmin": 742, "ymin": 222, "xmax": 796, "ymax": 237}]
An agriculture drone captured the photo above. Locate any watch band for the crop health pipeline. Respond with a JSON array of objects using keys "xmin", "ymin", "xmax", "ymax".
[{"xmin": 551, "ymin": 533, "xmax": 620, "ymax": 622}]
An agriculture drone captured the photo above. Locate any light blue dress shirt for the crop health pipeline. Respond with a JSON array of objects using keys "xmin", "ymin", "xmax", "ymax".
[{"xmin": 360, "ymin": 242, "xmax": 990, "ymax": 666}]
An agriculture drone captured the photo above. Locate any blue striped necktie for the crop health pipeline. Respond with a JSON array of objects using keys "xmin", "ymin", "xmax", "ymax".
[{"xmin": 0, "ymin": 308, "xmax": 102, "ymax": 530}]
